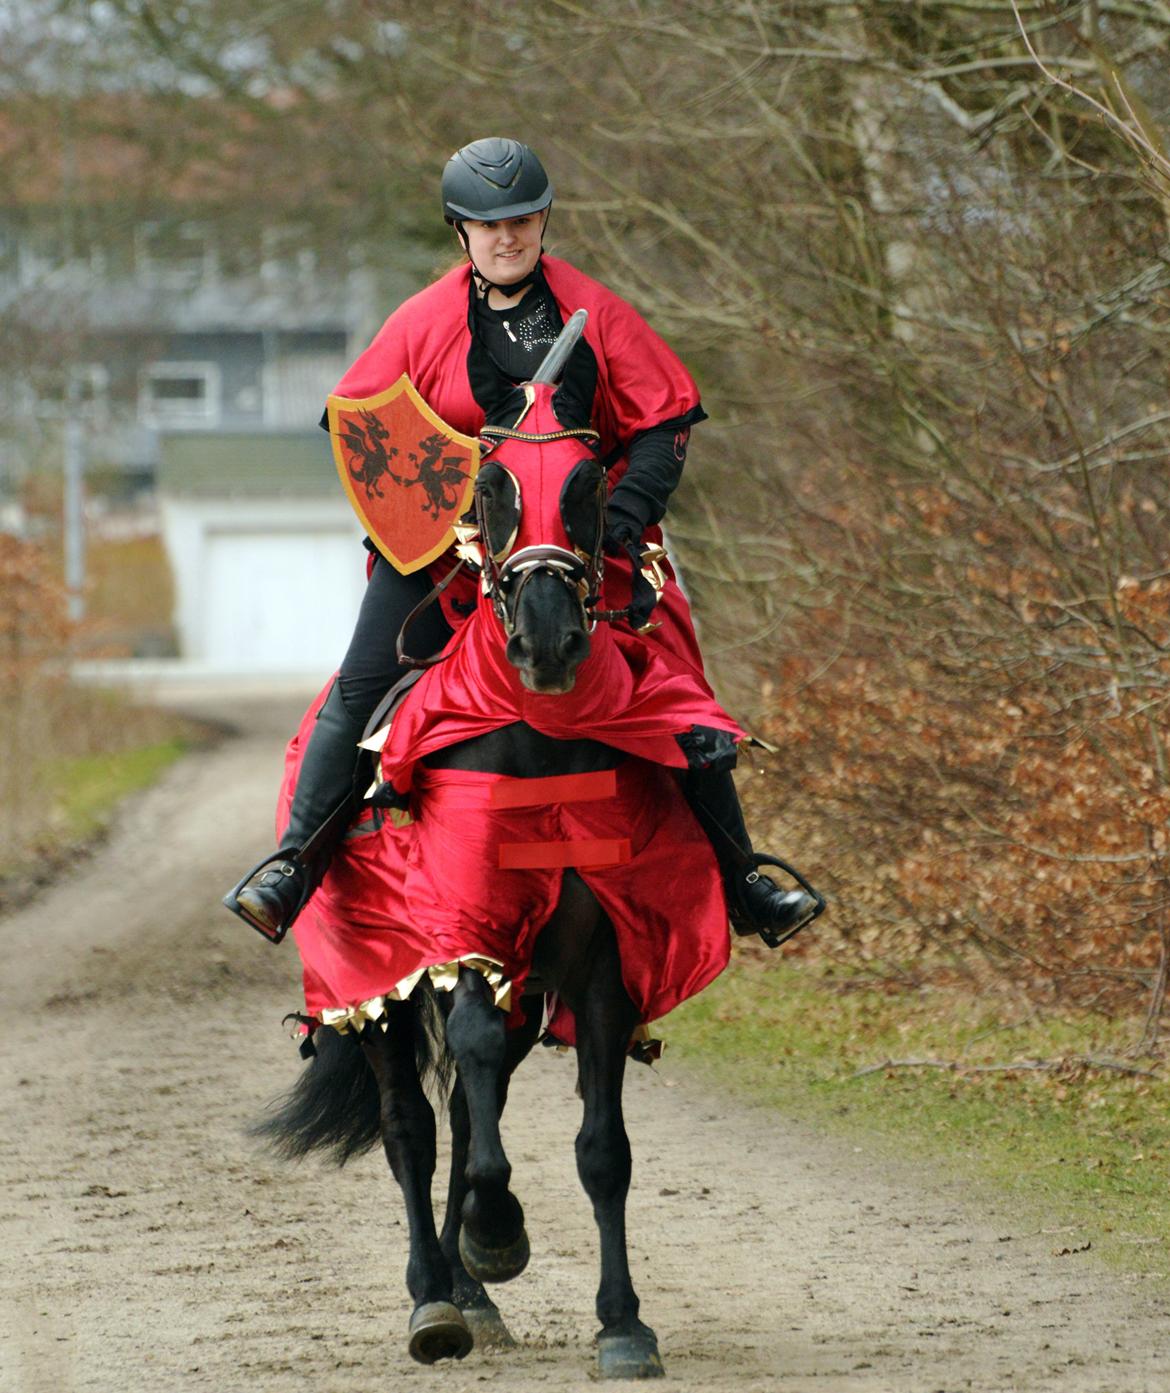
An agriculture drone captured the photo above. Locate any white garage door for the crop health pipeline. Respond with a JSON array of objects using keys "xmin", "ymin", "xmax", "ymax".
[{"xmin": 201, "ymin": 527, "xmax": 367, "ymax": 672}]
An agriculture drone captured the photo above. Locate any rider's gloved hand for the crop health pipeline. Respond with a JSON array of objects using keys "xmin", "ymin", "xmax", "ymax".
[
  {"xmin": 602, "ymin": 518, "xmax": 642, "ymax": 558},
  {"xmin": 603, "ymin": 489, "xmax": 660, "ymax": 629},
  {"xmin": 603, "ymin": 489, "xmax": 649, "ymax": 556},
  {"xmin": 602, "ymin": 532, "xmax": 659, "ymax": 631}
]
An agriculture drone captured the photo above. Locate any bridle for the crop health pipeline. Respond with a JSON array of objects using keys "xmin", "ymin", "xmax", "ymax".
[{"xmin": 472, "ymin": 418, "xmax": 606, "ymax": 640}]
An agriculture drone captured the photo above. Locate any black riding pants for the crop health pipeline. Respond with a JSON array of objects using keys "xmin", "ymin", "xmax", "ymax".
[{"xmin": 336, "ymin": 555, "xmax": 455, "ymax": 724}]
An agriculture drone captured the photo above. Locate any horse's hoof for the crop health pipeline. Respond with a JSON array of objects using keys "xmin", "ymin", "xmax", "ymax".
[
  {"xmin": 408, "ymin": 1301, "xmax": 473, "ymax": 1364},
  {"xmin": 597, "ymin": 1324, "xmax": 665, "ymax": 1380},
  {"xmin": 458, "ymin": 1224, "xmax": 530, "ymax": 1284},
  {"xmin": 462, "ymin": 1302, "xmax": 518, "ymax": 1349}
]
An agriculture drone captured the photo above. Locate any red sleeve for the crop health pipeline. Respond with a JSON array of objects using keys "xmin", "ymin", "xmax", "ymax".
[
  {"xmin": 593, "ymin": 292, "xmax": 702, "ymax": 440},
  {"xmin": 331, "ymin": 265, "xmax": 472, "ymax": 400},
  {"xmin": 542, "ymin": 257, "xmax": 702, "ymax": 444}
]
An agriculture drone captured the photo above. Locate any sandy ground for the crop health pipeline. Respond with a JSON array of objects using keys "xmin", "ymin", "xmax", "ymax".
[{"xmin": 1, "ymin": 695, "xmax": 1166, "ymax": 1393}]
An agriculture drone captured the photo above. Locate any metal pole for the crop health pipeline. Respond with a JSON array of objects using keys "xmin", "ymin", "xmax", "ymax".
[{"xmin": 63, "ymin": 381, "xmax": 85, "ymax": 623}]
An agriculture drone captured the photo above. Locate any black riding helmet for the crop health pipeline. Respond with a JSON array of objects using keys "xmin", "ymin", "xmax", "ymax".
[{"xmin": 441, "ymin": 137, "xmax": 553, "ymax": 223}]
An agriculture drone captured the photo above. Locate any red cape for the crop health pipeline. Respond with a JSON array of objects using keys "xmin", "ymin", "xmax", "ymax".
[{"xmin": 334, "ymin": 256, "xmax": 702, "ymax": 485}]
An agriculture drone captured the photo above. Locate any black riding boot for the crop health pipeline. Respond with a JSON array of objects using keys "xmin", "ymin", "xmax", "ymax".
[
  {"xmin": 223, "ymin": 682, "xmax": 369, "ymax": 942},
  {"xmin": 684, "ymin": 766, "xmax": 821, "ymax": 946}
]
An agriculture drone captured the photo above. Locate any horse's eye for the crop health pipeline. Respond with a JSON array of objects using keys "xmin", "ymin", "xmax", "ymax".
[
  {"xmin": 477, "ymin": 463, "xmax": 522, "ymax": 561},
  {"xmin": 560, "ymin": 458, "xmax": 604, "ymax": 557}
]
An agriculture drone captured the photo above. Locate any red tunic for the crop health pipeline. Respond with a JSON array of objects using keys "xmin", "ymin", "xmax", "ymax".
[{"xmin": 334, "ymin": 256, "xmax": 708, "ymax": 675}]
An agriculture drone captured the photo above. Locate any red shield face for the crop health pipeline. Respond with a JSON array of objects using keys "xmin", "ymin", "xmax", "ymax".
[{"xmin": 327, "ymin": 374, "xmax": 480, "ymax": 575}]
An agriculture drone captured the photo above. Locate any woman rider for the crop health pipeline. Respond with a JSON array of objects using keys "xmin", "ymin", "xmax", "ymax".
[{"xmin": 226, "ymin": 137, "xmax": 817, "ymax": 943}]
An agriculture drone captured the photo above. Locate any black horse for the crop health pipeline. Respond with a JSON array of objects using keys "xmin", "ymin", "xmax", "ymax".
[{"xmin": 256, "ymin": 314, "xmax": 781, "ymax": 1378}]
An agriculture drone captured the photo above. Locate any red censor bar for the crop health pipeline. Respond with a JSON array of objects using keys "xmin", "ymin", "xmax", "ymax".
[
  {"xmin": 499, "ymin": 838, "xmax": 631, "ymax": 870},
  {"xmin": 489, "ymin": 769, "xmax": 618, "ymax": 810}
]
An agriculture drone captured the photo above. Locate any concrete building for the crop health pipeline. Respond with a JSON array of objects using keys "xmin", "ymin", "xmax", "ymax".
[{"xmin": 3, "ymin": 164, "xmax": 435, "ymax": 674}]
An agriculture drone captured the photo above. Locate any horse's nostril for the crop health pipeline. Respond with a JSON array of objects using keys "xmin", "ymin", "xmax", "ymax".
[
  {"xmin": 559, "ymin": 629, "xmax": 590, "ymax": 665},
  {"xmin": 505, "ymin": 634, "xmax": 531, "ymax": 666}
]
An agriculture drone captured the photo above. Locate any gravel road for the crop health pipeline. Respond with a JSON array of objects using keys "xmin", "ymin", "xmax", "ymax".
[{"xmin": 1, "ymin": 695, "xmax": 1165, "ymax": 1393}]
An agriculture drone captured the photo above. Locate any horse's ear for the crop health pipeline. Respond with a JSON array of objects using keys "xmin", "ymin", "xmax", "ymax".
[
  {"xmin": 560, "ymin": 458, "xmax": 605, "ymax": 557},
  {"xmin": 476, "ymin": 463, "xmax": 522, "ymax": 561}
]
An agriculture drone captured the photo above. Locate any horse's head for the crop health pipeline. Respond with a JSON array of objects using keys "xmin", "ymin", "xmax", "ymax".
[{"xmin": 472, "ymin": 311, "xmax": 607, "ymax": 695}]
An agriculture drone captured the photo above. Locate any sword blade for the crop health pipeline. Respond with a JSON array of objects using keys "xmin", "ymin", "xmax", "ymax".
[{"xmin": 530, "ymin": 308, "xmax": 589, "ymax": 385}]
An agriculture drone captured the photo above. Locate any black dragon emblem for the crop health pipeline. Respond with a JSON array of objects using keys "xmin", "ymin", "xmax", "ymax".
[{"xmin": 340, "ymin": 411, "xmax": 470, "ymax": 520}]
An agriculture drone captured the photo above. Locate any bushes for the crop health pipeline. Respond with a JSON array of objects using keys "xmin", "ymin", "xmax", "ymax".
[
  {"xmin": 0, "ymin": 534, "xmax": 194, "ymax": 884},
  {"xmin": 0, "ymin": 533, "xmax": 73, "ymax": 865}
]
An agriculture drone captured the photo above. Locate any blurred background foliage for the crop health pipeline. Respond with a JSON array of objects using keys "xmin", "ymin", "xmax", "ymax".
[{"xmin": 3, "ymin": 0, "xmax": 1169, "ymax": 1041}]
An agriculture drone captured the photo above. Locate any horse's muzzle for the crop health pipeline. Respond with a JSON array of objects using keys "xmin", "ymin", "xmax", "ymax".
[
  {"xmin": 517, "ymin": 667, "xmax": 578, "ymax": 695},
  {"xmin": 507, "ymin": 625, "xmax": 590, "ymax": 695}
]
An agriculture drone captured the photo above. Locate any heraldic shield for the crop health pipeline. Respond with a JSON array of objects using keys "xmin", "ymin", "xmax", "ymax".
[{"xmin": 327, "ymin": 374, "xmax": 480, "ymax": 575}]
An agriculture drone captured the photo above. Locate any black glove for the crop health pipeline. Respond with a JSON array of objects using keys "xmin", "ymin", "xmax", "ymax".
[
  {"xmin": 602, "ymin": 494, "xmax": 648, "ymax": 557},
  {"xmin": 600, "ymin": 530, "xmax": 658, "ymax": 631}
]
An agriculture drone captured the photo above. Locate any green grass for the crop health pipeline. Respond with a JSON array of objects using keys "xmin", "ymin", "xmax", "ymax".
[
  {"xmin": 664, "ymin": 952, "xmax": 1169, "ymax": 1278},
  {"xmin": 41, "ymin": 738, "xmax": 192, "ymax": 843},
  {"xmin": 0, "ymin": 699, "xmax": 203, "ymax": 896}
]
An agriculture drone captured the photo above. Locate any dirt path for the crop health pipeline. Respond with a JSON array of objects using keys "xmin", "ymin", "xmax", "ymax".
[{"xmin": 1, "ymin": 696, "xmax": 1165, "ymax": 1393}]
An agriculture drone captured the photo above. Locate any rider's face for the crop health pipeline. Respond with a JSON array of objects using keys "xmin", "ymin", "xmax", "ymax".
[{"xmin": 461, "ymin": 212, "xmax": 545, "ymax": 287}]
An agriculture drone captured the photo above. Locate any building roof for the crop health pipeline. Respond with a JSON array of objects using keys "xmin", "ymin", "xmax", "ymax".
[{"xmin": 156, "ymin": 429, "xmax": 339, "ymax": 497}]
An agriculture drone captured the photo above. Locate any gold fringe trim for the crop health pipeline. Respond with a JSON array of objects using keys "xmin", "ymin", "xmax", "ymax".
[
  {"xmin": 316, "ymin": 955, "xmax": 512, "ymax": 1035},
  {"xmin": 314, "ymin": 966, "xmax": 661, "ymax": 1063}
]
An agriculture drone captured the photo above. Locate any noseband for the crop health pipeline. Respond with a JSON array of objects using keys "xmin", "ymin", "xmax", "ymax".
[{"xmin": 490, "ymin": 543, "xmax": 595, "ymax": 638}]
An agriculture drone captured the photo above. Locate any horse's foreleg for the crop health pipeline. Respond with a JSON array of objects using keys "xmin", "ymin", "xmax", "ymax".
[
  {"xmin": 440, "ymin": 1003, "xmax": 541, "ymax": 1346},
  {"xmin": 573, "ymin": 924, "xmax": 665, "ymax": 1380},
  {"xmin": 443, "ymin": 967, "xmax": 530, "ymax": 1283},
  {"xmin": 361, "ymin": 1010, "xmax": 472, "ymax": 1365}
]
